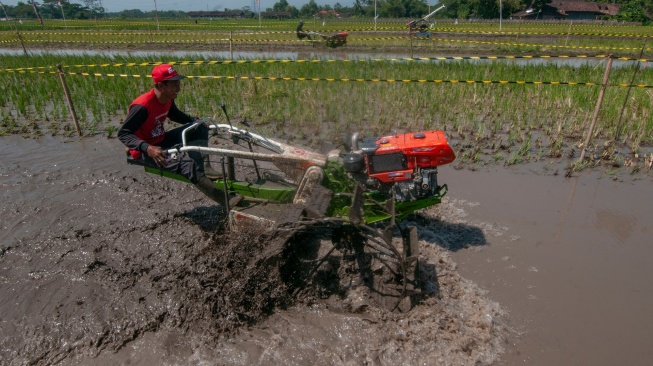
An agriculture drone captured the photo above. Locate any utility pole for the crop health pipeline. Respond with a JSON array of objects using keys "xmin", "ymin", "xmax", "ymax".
[
  {"xmin": 59, "ymin": 1, "xmax": 67, "ymax": 28},
  {"xmin": 30, "ymin": 0, "xmax": 44, "ymax": 28},
  {"xmin": 0, "ymin": 1, "xmax": 8, "ymax": 19},
  {"xmin": 153, "ymin": 0, "xmax": 160, "ymax": 31},
  {"xmin": 499, "ymin": 0, "xmax": 502, "ymax": 32},
  {"xmin": 258, "ymin": 0, "xmax": 261, "ymax": 32}
]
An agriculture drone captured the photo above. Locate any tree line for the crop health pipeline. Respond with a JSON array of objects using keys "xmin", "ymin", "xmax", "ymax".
[
  {"xmin": 268, "ymin": 0, "xmax": 651, "ymax": 23},
  {"xmin": 0, "ymin": 0, "xmax": 650, "ymax": 23},
  {"xmin": 0, "ymin": 1, "xmax": 103, "ymax": 20}
]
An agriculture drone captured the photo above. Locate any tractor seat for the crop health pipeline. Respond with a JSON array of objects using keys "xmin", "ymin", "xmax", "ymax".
[{"xmin": 125, "ymin": 148, "xmax": 147, "ymax": 167}]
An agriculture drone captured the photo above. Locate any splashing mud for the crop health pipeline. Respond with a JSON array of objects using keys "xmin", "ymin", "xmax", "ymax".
[{"xmin": 0, "ymin": 136, "xmax": 511, "ymax": 365}]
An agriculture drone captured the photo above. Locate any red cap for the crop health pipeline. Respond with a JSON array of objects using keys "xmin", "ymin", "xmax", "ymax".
[{"xmin": 151, "ymin": 64, "xmax": 185, "ymax": 83}]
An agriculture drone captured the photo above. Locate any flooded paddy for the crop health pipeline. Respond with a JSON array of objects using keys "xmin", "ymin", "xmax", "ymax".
[
  {"xmin": 0, "ymin": 135, "xmax": 651, "ymax": 365},
  {"xmin": 444, "ymin": 166, "xmax": 653, "ymax": 365},
  {"xmin": 0, "ymin": 48, "xmax": 640, "ymax": 68}
]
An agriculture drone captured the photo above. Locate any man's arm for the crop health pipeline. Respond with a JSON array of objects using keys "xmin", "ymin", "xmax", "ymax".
[
  {"xmin": 118, "ymin": 105, "xmax": 169, "ymax": 166},
  {"xmin": 168, "ymin": 102, "xmax": 196, "ymax": 124},
  {"xmin": 118, "ymin": 105, "xmax": 150, "ymax": 153}
]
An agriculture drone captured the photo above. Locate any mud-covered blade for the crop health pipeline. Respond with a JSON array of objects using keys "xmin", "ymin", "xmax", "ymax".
[{"xmin": 348, "ymin": 183, "xmax": 364, "ymax": 224}]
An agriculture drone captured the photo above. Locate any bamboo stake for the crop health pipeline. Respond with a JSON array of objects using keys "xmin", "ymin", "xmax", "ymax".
[
  {"xmin": 230, "ymin": 31, "xmax": 233, "ymax": 60},
  {"xmin": 516, "ymin": 19, "xmax": 521, "ymax": 41},
  {"xmin": 579, "ymin": 55, "xmax": 613, "ymax": 163},
  {"xmin": 565, "ymin": 20, "xmax": 572, "ymax": 47},
  {"xmin": 56, "ymin": 64, "xmax": 82, "ymax": 137},
  {"xmin": 16, "ymin": 30, "xmax": 28, "ymax": 57}
]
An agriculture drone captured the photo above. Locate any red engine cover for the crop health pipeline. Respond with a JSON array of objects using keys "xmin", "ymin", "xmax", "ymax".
[{"xmin": 366, "ymin": 130, "xmax": 456, "ymax": 183}]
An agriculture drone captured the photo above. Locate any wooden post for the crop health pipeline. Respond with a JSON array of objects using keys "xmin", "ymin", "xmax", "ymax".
[
  {"xmin": 16, "ymin": 31, "xmax": 28, "ymax": 57},
  {"xmin": 229, "ymin": 31, "xmax": 233, "ymax": 60},
  {"xmin": 565, "ymin": 20, "xmax": 573, "ymax": 47},
  {"xmin": 579, "ymin": 55, "xmax": 613, "ymax": 163},
  {"xmin": 56, "ymin": 64, "xmax": 82, "ymax": 137}
]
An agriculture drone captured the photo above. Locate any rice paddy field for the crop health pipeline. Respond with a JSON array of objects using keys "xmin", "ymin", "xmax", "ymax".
[
  {"xmin": 1, "ymin": 18, "xmax": 652, "ymax": 173},
  {"xmin": 3, "ymin": 18, "xmax": 653, "ymax": 366}
]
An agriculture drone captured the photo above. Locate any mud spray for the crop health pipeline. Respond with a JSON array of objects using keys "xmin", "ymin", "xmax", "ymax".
[{"xmin": 0, "ymin": 136, "xmax": 510, "ymax": 365}]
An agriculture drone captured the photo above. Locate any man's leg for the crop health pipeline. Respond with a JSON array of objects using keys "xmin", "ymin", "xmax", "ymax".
[
  {"xmin": 164, "ymin": 123, "xmax": 222, "ymax": 179},
  {"xmin": 137, "ymin": 151, "xmax": 242, "ymax": 208}
]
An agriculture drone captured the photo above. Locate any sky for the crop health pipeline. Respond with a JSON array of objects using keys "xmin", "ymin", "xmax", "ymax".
[{"xmin": 0, "ymin": 1, "xmax": 364, "ymax": 13}]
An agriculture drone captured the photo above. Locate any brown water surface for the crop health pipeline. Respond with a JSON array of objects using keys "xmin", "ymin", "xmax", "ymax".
[{"xmin": 442, "ymin": 166, "xmax": 653, "ymax": 365}]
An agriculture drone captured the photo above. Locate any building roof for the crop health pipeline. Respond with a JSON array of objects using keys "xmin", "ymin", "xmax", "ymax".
[
  {"xmin": 260, "ymin": 11, "xmax": 292, "ymax": 17},
  {"xmin": 513, "ymin": 1, "xmax": 622, "ymax": 19},
  {"xmin": 314, "ymin": 10, "xmax": 341, "ymax": 18},
  {"xmin": 549, "ymin": 1, "xmax": 621, "ymax": 16},
  {"xmin": 187, "ymin": 11, "xmax": 245, "ymax": 17}
]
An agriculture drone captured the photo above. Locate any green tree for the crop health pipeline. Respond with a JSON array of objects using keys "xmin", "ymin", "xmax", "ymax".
[
  {"xmin": 11, "ymin": 1, "xmax": 37, "ymax": 19},
  {"xmin": 119, "ymin": 9, "xmax": 146, "ymax": 19},
  {"xmin": 352, "ymin": 0, "xmax": 366, "ymax": 16},
  {"xmin": 530, "ymin": 0, "xmax": 551, "ymax": 15},
  {"xmin": 440, "ymin": 0, "xmax": 521, "ymax": 19},
  {"xmin": 272, "ymin": 0, "xmax": 290, "ymax": 12},
  {"xmin": 81, "ymin": 0, "xmax": 105, "ymax": 17},
  {"xmin": 404, "ymin": 0, "xmax": 429, "ymax": 17},
  {"xmin": 617, "ymin": 0, "xmax": 652, "ymax": 22},
  {"xmin": 379, "ymin": 0, "xmax": 405, "ymax": 17},
  {"xmin": 378, "ymin": 0, "xmax": 429, "ymax": 18},
  {"xmin": 299, "ymin": 0, "xmax": 319, "ymax": 17}
]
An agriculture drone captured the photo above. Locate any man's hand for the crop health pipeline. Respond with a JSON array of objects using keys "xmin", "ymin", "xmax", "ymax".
[{"xmin": 146, "ymin": 145, "xmax": 168, "ymax": 167}]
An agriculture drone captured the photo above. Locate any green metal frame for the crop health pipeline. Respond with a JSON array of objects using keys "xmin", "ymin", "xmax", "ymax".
[
  {"xmin": 143, "ymin": 158, "xmax": 447, "ymax": 224},
  {"xmin": 216, "ymin": 179, "xmax": 296, "ymax": 203},
  {"xmin": 321, "ymin": 160, "xmax": 448, "ymax": 224},
  {"xmin": 143, "ymin": 166, "xmax": 296, "ymax": 203}
]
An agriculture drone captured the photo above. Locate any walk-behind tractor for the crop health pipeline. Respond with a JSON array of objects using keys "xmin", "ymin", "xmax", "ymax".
[
  {"xmin": 406, "ymin": 5, "xmax": 445, "ymax": 39},
  {"xmin": 296, "ymin": 20, "xmax": 348, "ymax": 48},
  {"xmin": 129, "ymin": 112, "xmax": 455, "ymax": 311}
]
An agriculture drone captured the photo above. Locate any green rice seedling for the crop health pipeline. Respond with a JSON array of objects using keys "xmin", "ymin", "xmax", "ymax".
[
  {"xmin": 534, "ymin": 146, "xmax": 546, "ymax": 161},
  {"xmin": 505, "ymin": 151, "xmax": 522, "ymax": 166},
  {"xmin": 519, "ymin": 132, "xmax": 533, "ymax": 156},
  {"xmin": 605, "ymin": 168, "xmax": 620, "ymax": 176},
  {"xmin": 2, "ymin": 40, "xmax": 653, "ymax": 149},
  {"xmin": 518, "ymin": 137, "xmax": 533, "ymax": 157},
  {"xmin": 472, "ymin": 147, "xmax": 483, "ymax": 163}
]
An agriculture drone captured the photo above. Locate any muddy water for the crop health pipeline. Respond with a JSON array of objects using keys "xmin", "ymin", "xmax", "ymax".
[
  {"xmin": 441, "ymin": 166, "xmax": 653, "ymax": 365},
  {"xmin": 0, "ymin": 135, "xmax": 651, "ymax": 365}
]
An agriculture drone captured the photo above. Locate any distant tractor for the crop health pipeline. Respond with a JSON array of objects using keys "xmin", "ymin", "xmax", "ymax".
[
  {"xmin": 406, "ymin": 5, "xmax": 445, "ymax": 39},
  {"xmin": 297, "ymin": 20, "xmax": 348, "ymax": 48}
]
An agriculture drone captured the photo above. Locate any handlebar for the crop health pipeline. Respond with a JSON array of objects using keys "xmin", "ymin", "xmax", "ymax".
[{"xmin": 173, "ymin": 118, "xmax": 283, "ymax": 155}]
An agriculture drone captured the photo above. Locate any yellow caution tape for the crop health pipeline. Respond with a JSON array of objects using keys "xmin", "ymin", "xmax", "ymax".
[
  {"xmin": 15, "ymin": 70, "xmax": 648, "ymax": 87},
  {"xmin": 1, "ymin": 54, "xmax": 648, "ymax": 74}
]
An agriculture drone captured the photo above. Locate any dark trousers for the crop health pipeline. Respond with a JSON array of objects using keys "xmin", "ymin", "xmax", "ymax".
[{"xmin": 136, "ymin": 123, "xmax": 210, "ymax": 184}]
